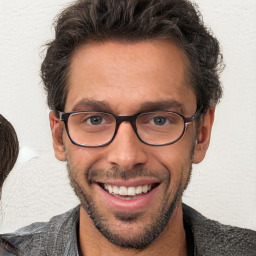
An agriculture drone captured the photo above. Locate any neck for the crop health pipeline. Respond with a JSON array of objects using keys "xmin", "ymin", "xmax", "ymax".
[{"xmin": 79, "ymin": 202, "xmax": 188, "ymax": 256}]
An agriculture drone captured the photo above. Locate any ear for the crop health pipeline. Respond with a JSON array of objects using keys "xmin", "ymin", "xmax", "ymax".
[
  {"xmin": 192, "ymin": 107, "xmax": 215, "ymax": 164},
  {"xmin": 49, "ymin": 111, "xmax": 67, "ymax": 161}
]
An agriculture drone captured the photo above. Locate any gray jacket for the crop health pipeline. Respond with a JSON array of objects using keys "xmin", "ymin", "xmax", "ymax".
[{"xmin": 3, "ymin": 204, "xmax": 256, "ymax": 256}]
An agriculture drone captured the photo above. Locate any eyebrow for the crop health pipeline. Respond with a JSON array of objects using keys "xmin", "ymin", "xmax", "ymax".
[
  {"xmin": 71, "ymin": 99, "xmax": 183, "ymax": 113},
  {"xmin": 72, "ymin": 99, "xmax": 113, "ymax": 112},
  {"xmin": 140, "ymin": 100, "xmax": 183, "ymax": 112}
]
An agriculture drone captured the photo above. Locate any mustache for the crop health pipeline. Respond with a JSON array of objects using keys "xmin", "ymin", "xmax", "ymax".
[{"xmin": 87, "ymin": 166, "xmax": 170, "ymax": 183}]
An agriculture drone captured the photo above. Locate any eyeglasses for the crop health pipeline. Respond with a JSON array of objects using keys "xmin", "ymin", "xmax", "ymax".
[{"xmin": 58, "ymin": 108, "xmax": 202, "ymax": 147}]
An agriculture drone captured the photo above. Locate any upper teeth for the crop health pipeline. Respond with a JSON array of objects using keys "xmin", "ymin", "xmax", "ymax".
[{"xmin": 104, "ymin": 184, "xmax": 152, "ymax": 196}]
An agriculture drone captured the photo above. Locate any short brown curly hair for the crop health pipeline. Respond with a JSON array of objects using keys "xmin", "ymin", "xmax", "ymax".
[{"xmin": 41, "ymin": 0, "xmax": 223, "ymax": 113}]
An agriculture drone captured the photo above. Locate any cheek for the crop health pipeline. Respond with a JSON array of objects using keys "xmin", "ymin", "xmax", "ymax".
[
  {"xmin": 153, "ymin": 136, "xmax": 194, "ymax": 182},
  {"xmin": 155, "ymin": 141, "xmax": 193, "ymax": 168},
  {"xmin": 63, "ymin": 132, "xmax": 103, "ymax": 172}
]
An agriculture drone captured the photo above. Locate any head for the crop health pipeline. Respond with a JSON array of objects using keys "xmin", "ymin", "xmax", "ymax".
[
  {"xmin": 0, "ymin": 115, "xmax": 19, "ymax": 193},
  {"xmin": 44, "ymin": 0, "xmax": 223, "ymax": 250}
]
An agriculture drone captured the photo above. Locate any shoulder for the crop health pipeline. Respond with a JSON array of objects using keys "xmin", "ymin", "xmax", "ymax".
[
  {"xmin": 1, "ymin": 206, "xmax": 80, "ymax": 256},
  {"xmin": 183, "ymin": 204, "xmax": 256, "ymax": 256}
]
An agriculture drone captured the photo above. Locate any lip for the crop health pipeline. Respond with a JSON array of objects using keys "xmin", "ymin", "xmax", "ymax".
[{"xmin": 94, "ymin": 180, "xmax": 161, "ymax": 212}]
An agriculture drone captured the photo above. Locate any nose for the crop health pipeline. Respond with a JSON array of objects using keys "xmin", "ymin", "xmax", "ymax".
[{"xmin": 106, "ymin": 122, "xmax": 148, "ymax": 170}]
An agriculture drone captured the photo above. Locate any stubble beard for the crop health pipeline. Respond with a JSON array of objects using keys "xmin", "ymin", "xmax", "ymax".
[{"xmin": 67, "ymin": 158, "xmax": 193, "ymax": 250}]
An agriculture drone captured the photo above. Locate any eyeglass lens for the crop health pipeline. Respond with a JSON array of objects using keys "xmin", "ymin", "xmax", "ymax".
[{"xmin": 67, "ymin": 111, "xmax": 185, "ymax": 146}]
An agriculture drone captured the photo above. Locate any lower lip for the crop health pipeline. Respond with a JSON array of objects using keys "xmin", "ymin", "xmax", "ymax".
[{"xmin": 96, "ymin": 184, "xmax": 161, "ymax": 212}]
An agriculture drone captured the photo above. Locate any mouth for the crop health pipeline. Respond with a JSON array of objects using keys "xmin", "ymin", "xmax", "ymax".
[
  {"xmin": 99, "ymin": 183, "xmax": 159, "ymax": 200},
  {"xmin": 94, "ymin": 180, "xmax": 162, "ymax": 211}
]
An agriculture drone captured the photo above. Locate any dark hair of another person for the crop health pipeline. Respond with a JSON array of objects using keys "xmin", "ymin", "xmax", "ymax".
[
  {"xmin": 0, "ymin": 236, "xmax": 18, "ymax": 255},
  {"xmin": 0, "ymin": 115, "xmax": 19, "ymax": 189},
  {"xmin": 41, "ymin": 0, "xmax": 224, "ymax": 114}
]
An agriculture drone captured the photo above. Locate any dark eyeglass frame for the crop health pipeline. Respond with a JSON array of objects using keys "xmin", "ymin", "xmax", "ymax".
[{"xmin": 58, "ymin": 107, "xmax": 202, "ymax": 147}]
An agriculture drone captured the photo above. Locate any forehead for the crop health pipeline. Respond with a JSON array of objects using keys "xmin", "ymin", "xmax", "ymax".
[{"xmin": 66, "ymin": 40, "xmax": 196, "ymax": 114}]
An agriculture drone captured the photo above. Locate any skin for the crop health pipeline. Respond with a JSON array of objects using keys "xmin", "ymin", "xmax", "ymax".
[{"xmin": 50, "ymin": 40, "xmax": 215, "ymax": 256}]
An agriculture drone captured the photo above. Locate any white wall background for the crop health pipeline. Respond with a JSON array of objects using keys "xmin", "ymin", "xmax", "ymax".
[{"xmin": 0, "ymin": 0, "xmax": 255, "ymax": 233}]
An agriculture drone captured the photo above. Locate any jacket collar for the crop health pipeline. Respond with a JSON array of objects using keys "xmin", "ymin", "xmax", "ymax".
[{"xmin": 45, "ymin": 205, "xmax": 80, "ymax": 256}]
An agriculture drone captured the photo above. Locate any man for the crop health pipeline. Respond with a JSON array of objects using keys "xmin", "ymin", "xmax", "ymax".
[
  {"xmin": 0, "ymin": 114, "xmax": 19, "ymax": 255},
  {"xmin": 3, "ymin": 0, "xmax": 256, "ymax": 255}
]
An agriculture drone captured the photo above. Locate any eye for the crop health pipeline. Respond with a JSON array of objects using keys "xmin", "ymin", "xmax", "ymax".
[
  {"xmin": 138, "ymin": 112, "xmax": 177, "ymax": 126},
  {"xmin": 153, "ymin": 116, "xmax": 167, "ymax": 126},
  {"xmin": 88, "ymin": 116, "xmax": 103, "ymax": 125}
]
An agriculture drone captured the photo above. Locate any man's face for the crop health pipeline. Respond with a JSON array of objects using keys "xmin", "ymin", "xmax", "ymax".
[{"xmin": 51, "ymin": 40, "xmax": 211, "ymax": 248}]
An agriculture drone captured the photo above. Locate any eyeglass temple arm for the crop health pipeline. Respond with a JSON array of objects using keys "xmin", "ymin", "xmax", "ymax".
[
  {"xmin": 58, "ymin": 111, "xmax": 65, "ymax": 121},
  {"xmin": 184, "ymin": 107, "xmax": 202, "ymax": 123}
]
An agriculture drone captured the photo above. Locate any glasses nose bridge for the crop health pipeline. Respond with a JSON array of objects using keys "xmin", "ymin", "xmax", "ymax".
[{"xmin": 115, "ymin": 115, "xmax": 137, "ymax": 134}]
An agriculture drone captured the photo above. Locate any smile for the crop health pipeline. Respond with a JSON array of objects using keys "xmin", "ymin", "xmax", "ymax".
[
  {"xmin": 101, "ymin": 183, "xmax": 158, "ymax": 198},
  {"xmin": 95, "ymin": 181, "xmax": 161, "ymax": 211}
]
